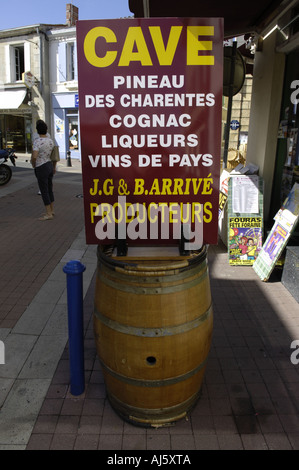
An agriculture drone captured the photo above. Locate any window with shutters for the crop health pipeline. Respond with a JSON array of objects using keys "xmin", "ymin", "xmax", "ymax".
[
  {"xmin": 58, "ymin": 41, "xmax": 77, "ymax": 83},
  {"xmin": 12, "ymin": 44, "xmax": 25, "ymax": 81},
  {"xmin": 67, "ymin": 42, "xmax": 76, "ymax": 81}
]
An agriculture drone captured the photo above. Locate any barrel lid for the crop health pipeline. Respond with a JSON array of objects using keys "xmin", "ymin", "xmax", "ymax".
[{"xmin": 97, "ymin": 245, "xmax": 207, "ymax": 273}]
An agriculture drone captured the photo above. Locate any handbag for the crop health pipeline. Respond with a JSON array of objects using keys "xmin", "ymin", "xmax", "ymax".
[{"xmin": 50, "ymin": 145, "xmax": 60, "ymax": 162}]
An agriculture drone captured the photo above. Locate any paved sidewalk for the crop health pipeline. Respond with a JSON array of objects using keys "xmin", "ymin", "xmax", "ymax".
[
  {"xmin": 28, "ymin": 248, "xmax": 299, "ymax": 450},
  {"xmin": 0, "ymin": 157, "xmax": 97, "ymax": 449},
  {"xmin": 0, "ymin": 157, "xmax": 84, "ymax": 329},
  {"xmin": 1, "ymin": 156, "xmax": 299, "ymax": 450}
]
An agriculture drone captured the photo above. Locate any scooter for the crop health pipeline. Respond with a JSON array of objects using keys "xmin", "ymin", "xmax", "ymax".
[{"xmin": 0, "ymin": 148, "xmax": 17, "ymax": 186}]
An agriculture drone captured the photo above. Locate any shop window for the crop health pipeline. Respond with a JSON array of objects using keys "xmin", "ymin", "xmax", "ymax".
[
  {"xmin": 0, "ymin": 115, "xmax": 4, "ymax": 149},
  {"xmin": 291, "ymin": 6, "xmax": 299, "ymax": 35},
  {"xmin": 3, "ymin": 115, "xmax": 26, "ymax": 152},
  {"xmin": 68, "ymin": 115, "xmax": 79, "ymax": 150}
]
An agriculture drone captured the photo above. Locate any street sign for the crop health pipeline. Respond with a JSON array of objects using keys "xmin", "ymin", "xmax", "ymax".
[
  {"xmin": 22, "ymin": 71, "xmax": 35, "ymax": 88},
  {"xmin": 230, "ymin": 119, "xmax": 240, "ymax": 130}
]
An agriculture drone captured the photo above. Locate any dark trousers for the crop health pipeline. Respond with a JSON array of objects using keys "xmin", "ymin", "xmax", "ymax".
[{"xmin": 35, "ymin": 161, "xmax": 54, "ymax": 206}]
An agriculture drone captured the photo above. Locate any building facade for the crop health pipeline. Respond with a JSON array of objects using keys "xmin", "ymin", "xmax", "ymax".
[
  {"xmin": 0, "ymin": 4, "xmax": 79, "ymax": 160},
  {"xmin": 48, "ymin": 25, "xmax": 80, "ymax": 160},
  {"xmin": 0, "ymin": 24, "xmax": 59, "ymax": 152},
  {"xmin": 244, "ymin": 2, "xmax": 299, "ymax": 223}
]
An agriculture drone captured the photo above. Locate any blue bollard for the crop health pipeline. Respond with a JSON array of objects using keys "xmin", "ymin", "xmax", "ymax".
[{"xmin": 63, "ymin": 260, "xmax": 86, "ymax": 396}]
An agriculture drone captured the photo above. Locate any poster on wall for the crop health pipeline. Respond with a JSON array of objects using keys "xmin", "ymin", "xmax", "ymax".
[
  {"xmin": 76, "ymin": 17, "xmax": 223, "ymax": 246},
  {"xmin": 55, "ymin": 119, "xmax": 64, "ymax": 134},
  {"xmin": 232, "ymin": 175, "xmax": 259, "ymax": 214},
  {"xmin": 227, "ymin": 176, "xmax": 264, "ymax": 265}
]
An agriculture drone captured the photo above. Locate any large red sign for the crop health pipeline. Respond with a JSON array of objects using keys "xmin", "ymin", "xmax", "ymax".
[{"xmin": 76, "ymin": 18, "xmax": 223, "ymax": 247}]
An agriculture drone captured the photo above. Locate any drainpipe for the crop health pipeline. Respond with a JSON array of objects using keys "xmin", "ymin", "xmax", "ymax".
[
  {"xmin": 223, "ymin": 40, "xmax": 237, "ymax": 168},
  {"xmin": 37, "ymin": 28, "xmax": 51, "ymax": 128},
  {"xmin": 143, "ymin": 0, "xmax": 150, "ymax": 17},
  {"xmin": 37, "ymin": 27, "xmax": 43, "ymax": 97}
]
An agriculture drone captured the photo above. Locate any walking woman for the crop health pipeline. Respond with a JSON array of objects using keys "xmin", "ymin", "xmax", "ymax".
[{"xmin": 31, "ymin": 120, "xmax": 55, "ymax": 220}]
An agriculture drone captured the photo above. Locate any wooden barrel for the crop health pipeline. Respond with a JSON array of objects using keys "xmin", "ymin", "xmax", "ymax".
[{"xmin": 93, "ymin": 245, "xmax": 213, "ymax": 427}]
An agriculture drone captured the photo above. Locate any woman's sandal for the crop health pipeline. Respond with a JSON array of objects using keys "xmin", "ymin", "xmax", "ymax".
[
  {"xmin": 40, "ymin": 212, "xmax": 55, "ymax": 217},
  {"xmin": 38, "ymin": 214, "xmax": 54, "ymax": 221}
]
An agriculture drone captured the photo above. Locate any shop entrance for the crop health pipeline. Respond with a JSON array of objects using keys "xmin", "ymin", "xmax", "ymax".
[{"xmin": 271, "ymin": 49, "xmax": 299, "ymax": 218}]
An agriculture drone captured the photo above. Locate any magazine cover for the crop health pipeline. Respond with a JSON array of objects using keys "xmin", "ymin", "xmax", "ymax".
[{"xmin": 253, "ymin": 183, "xmax": 299, "ymax": 281}]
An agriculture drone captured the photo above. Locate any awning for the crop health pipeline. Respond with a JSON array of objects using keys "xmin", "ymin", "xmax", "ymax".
[
  {"xmin": 0, "ymin": 89, "xmax": 27, "ymax": 110},
  {"xmin": 128, "ymin": 0, "xmax": 294, "ymax": 37}
]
